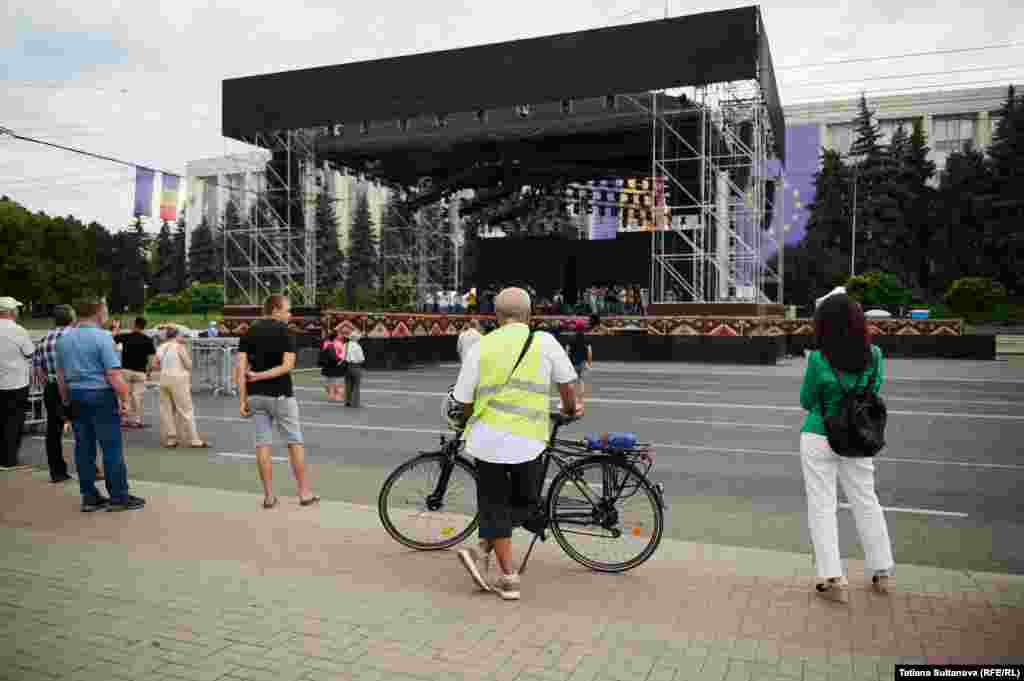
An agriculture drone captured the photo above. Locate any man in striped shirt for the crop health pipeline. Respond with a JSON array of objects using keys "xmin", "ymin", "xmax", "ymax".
[{"xmin": 32, "ymin": 305, "xmax": 76, "ymax": 482}]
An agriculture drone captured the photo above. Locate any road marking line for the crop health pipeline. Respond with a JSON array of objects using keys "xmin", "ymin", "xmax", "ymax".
[
  {"xmin": 189, "ymin": 416, "xmax": 1024, "ymax": 471},
  {"xmin": 584, "ymin": 366, "xmax": 1024, "ymax": 385},
  {"xmin": 839, "ymin": 502, "xmax": 968, "ymax": 518},
  {"xmin": 647, "ymin": 442, "xmax": 1024, "ymax": 470},
  {"xmin": 294, "ymin": 388, "xmax": 1024, "ymax": 421},
  {"xmin": 216, "ymin": 452, "xmax": 288, "ymax": 462},
  {"xmin": 637, "ymin": 417, "xmax": 789, "ymax": 430}
]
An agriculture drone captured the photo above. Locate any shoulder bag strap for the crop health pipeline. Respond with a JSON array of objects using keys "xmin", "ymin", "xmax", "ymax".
[{"xmin": 501, "ymin": 329, "xmax": 535, "ymax": 391}]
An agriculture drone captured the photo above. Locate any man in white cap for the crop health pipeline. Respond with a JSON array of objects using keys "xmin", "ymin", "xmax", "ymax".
[{"xmin": 0, "ymin": 297, "xmax": 35, "ymax": 469}]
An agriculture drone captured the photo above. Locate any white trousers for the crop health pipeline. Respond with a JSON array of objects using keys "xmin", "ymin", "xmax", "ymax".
[{"xmin": 800, "ymin": 432, "xmax": 894, "ymax": 579}]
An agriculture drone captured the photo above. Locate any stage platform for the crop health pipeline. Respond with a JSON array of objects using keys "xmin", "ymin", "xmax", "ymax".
[{"xmin": 221, "ymin": 308, "xmax": 964, "ymax": 339}]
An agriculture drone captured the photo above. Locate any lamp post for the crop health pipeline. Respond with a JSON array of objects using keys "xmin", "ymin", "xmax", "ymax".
[{"xmin": 850, "ymin": 164, "xmax": 858, "ymax": 278}]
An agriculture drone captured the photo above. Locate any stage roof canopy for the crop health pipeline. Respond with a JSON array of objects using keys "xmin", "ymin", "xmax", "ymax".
[{"xmin": 222, "ymin": 5, "xmax": 785, "ymax": 185}]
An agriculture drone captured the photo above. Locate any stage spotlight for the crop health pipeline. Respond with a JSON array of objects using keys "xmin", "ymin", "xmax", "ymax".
[
  {"xmin": 561, "ymin": 99, "xmax": 573, "ymax": 114},
  {"xmin": 604, "ymin": 95, "xmax": 616, "ymax": 110},
  {"xmin": 360, "ymin": 120, "xmax": 369, "ymax": 135},
  {"xmin": 332, "ymin": 123, "xmax": 344, "ymax": 137},
  {"xmin": 515, "ymin": 104, "xmax": 531, "ymax": 118},
  {"xmin": 475, "ymin": 109, "xmax": 487, "ymax": 123}
]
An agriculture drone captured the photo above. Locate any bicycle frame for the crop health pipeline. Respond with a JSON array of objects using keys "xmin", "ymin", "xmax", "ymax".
[{"xmin": 427, "ymin": 419, "xmax": 664, "ymax": 574}]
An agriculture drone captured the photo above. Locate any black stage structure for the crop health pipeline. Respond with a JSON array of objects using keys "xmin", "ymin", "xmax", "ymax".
[{"xmin": 221, "ymin": 5, "xmax": 786, "ymax": 309}]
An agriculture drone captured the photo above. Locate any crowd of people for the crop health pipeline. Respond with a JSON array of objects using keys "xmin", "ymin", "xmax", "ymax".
[
  {"xmin": 420, "ymin": 282, "xmax": 648, "ymax": 316},
  {"xmin": 0, "ymin": 288, "xmax": 894, "ymax": 603}
]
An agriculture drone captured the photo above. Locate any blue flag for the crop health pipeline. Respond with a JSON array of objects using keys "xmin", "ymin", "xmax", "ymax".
[{"xmin": 134, "ymin": 167, "xmax": 155, "ymax": 217}]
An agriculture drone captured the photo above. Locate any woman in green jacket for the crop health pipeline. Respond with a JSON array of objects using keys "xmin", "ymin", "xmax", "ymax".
[{"xmin": 799, "ymin": 293, "xmax": 894, "ymax": 603}]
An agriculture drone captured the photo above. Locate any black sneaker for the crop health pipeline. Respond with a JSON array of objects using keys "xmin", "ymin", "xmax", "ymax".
[
  {"xmin": 51, "ymin": 474, "xmax": 73, "ymax": 483},
  {"xmin": 81, "ymin": 495, "xmax": 110, "ymax": 512},
  {"xmin": 107, "ymin": 495, "xmax": 146, "ymax": 512}
]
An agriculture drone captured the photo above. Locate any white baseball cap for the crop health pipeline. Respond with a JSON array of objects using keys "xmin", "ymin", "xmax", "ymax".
[{"xmin": 0, "ymin": 296, "xmax": 24, "ymax": 311}]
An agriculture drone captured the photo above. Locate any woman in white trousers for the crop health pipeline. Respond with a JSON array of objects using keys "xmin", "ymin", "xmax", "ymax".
[
  {"xmin": 154, "ymin": 328, "xmax": 208, "ymax": 449},
  {"xmin": 799, "ymin": 293, "xmax": 894, "ymax": 603}
]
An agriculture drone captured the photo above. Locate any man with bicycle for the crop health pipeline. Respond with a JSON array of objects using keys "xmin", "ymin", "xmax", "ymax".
[{"xmin": 451, "ymin": 287, "xmax": 583, "ymax": 600}]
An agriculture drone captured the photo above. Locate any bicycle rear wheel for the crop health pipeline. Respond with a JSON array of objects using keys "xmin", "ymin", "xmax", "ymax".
[
  {"xmin": 378, "ymin": 453, "xmax": 479, "ymax": 550},
  {"xmin": 547, "ymin": 457, "xmax": 664, "ymax": 572}
]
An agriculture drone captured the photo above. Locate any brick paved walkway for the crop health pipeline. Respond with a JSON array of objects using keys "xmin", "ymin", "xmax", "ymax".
[{"xmin": 1, "ymin": 469, "xmax": 1021, "ymax": 681}]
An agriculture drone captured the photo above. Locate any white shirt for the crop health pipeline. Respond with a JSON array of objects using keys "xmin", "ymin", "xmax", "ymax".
[
  {"xmin": 453, "ymin": 325, "xmax": 577, "ymax": 464},
  {"xmin": 157, "ymin": 341, "xmax": 189, "ymax": 380},
  {"xmin": 456, "ymin": 328, "xmax": 482, "ymax": 363},
  {"xmin": 0, "ymin": 318, "xmax": 34, "ymax": 390}
]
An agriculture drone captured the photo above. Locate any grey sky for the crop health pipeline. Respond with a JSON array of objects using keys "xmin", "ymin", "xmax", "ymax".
[{"xmin": 2, "ymin": 0, "xmax": 1022, "ymax": 231}]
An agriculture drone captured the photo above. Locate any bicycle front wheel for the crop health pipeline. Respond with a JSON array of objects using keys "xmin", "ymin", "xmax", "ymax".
[
  {"xmin": 548, "ymin": 457, "xmax": 664, "ymax": 572},
  {"xmin": 378, "ymin": 453, "xmax": 479, "ymax": 550}
]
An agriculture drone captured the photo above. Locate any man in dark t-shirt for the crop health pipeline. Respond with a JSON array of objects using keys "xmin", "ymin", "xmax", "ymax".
[
  {"xmin": 114, "ymin": 317, "xmax": 156, "ymax": 428},
  {"xmin": 238, "ymin": 295, "xmax": 318, "ymax": 509}
]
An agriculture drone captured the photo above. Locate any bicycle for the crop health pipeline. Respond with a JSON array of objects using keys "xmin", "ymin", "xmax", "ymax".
[{"xmin": 378, "ymin": 412, "xmax": 666, "ymax": 574}]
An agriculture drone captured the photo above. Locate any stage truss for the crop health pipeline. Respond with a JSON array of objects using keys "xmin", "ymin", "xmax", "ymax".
[
  {"xmin": 639, "ymin": 78, "xmax": 782, "ymax": 305},
  {"xmin": 379, "ymin": 182, "xmax": 468, "ymax": 308},
  {"xmin": 222, "ymin": 129, "xmax": 318, "ymax": 307}
]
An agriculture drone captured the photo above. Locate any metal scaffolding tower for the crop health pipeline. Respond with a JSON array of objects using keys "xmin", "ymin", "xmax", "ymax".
[
  {"xmin": 222, "ymin": 129, "xmax": 318, "ymax": 307},
  {"xmin": 637, "ymin": 76, "xmax": 781, "ymax": 305},
  {"xmin": 380, "ymin": 183, "xmax": 468, "ymax": 307}
]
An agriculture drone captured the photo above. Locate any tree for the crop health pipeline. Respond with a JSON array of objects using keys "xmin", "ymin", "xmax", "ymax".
[
  {"xmin": 173, "ymin": 211, "xmax": 189, "ymax": 292},
  {"xmin": 931, "ymin": 144, "xmax": 991, "ymax": 294},
  {"xmin": 188, "ymin": 216, "xmax": 219, "ymax": 284},
  {"xmin": 153, "ymin": 219, "xmax": 178, "ymax": 294},
  {"xmin": 314, "ymin": 192, "xmax": 344, "ymax": 303},
  {"xmin": 897, "ymin": 119, "xmax": 938, "ymax": 294},
  {"xmin": 983, "ymin": 85, "xmax": 1024, "ymax": 294},
  {"xmin": 345, "ymin": 192, "xmax": 379, "ymax": 305},
  {"xmin": 847, "ymin": 95, "xmax": 907, "ymax": 275},
  {"xmin": 805, "ymin": 148, "xmax": 853, "ymax": 254}
]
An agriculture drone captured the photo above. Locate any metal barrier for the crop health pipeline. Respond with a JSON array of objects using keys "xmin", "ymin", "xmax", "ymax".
[
  {"xmin": 186, "ymin": 338, "xmax": 239, "ymax": 396},
  {"xmin": 23, "ymin": 366, "xmax": 47, "ymax": 433}
]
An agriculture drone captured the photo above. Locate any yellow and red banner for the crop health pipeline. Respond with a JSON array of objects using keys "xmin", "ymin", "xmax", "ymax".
[{"xmin": 160, "ymin": 174, "xmax": 180, "ymax": 221}]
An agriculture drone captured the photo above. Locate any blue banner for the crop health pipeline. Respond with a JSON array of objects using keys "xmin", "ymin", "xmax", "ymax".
[{"xmin": 134, "ymin": 167, "xmax": 155, "ymax": 217}]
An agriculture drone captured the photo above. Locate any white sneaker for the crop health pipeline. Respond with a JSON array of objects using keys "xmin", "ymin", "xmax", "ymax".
[{"xmin": 490, "ymin": 572, "xmax": 521, "ymax": 601}]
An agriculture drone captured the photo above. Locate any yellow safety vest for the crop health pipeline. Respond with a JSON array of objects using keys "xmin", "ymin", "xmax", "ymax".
[{"xmin": 464, "ymin": 323, "xmax": 550, "ymax": 443}]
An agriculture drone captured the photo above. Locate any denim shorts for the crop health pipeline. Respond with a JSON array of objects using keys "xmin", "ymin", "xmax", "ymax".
[{"xmin": 248, "ymin": 395, "xmax": 303, "ymax": 447}]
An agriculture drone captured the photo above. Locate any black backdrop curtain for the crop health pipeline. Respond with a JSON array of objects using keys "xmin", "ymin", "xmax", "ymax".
[{"xmin": 473, "ymin": 233, "xmax": 651, "ymax": 296}]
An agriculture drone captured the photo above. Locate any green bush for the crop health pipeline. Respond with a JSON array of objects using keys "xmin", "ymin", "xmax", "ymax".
[
  {"xmin": 189, "ymin": 282, "xmax": 224, "ymax": 315},
  {"xmin": 943, "ymin": 277, "xmax": 1008, "ymax": 324},
  {"xmin": 145, "ymin": 293, "xmax": 179, "ymax": 315},
  {"xmin": 380, "ymin": 274, "xmax": 416, "ymax": 311},
  {"xmin": 845, "ymin": 271, "xmax": 912, "ymax": 310}
]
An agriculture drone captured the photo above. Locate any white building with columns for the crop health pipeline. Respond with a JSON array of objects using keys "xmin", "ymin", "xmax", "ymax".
[{"xmin": 184, "ymin": 153, "xmax": 389, "ymax": 256}]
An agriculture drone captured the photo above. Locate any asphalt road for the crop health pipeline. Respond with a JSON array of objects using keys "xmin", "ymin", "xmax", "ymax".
[{"xmin": 19, "ymin": 356, "xmax": 1024, "ymax": 574}]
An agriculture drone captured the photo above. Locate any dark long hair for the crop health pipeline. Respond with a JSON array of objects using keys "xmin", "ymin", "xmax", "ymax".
[{"xmin": 814, "ymin": 293, "xmax": 871, "ymax": 373}]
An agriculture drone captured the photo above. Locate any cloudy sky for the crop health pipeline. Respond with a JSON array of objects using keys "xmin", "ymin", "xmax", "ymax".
[{"xmin": 2, "ymin": 0, "xmax": 1023, "ymax": 232}]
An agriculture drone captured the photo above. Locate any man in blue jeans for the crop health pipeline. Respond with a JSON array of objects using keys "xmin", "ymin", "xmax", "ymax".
[{"xmin": 56, "ymin": 300, "xmax": 145, "ymax": 512}]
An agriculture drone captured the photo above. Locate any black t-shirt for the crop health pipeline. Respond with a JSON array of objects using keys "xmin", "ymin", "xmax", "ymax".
[
  {"xmin": 115, "ymin": 331, "xmax": 156, "ymax": 372},
  {"xmin": 568, "ymin": 332, "xmax": 589, "ymax": 365},
  {"xmin": 239, "ymin": 319, "xmax": 296, "ymax": 397}
]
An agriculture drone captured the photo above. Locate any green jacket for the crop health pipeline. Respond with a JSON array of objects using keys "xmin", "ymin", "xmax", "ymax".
[{"xmin": 800, "ymin": 345, "xmax": 884, "ymax": 435}]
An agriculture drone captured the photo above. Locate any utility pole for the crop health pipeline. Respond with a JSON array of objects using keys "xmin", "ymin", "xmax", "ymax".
[{"xmin": 850, "ymin": 163, "xmax": 858, "ymax": 279}]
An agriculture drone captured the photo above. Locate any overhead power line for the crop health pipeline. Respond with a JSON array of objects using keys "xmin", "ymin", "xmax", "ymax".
[
  {"xmin": 0, "ymin": 126, "xmax": 181, "ymax": 178},
  {"xmin": 783, "ymin": 77, "xmax": 1024, "ymax": 106},
  {"xmin": 781, "ymin": 62, "xmax": 1024, "ymax": 89},
  {"xmin": 775, "ymin": 40, "xmax": 1024, "ymax": 71}
]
